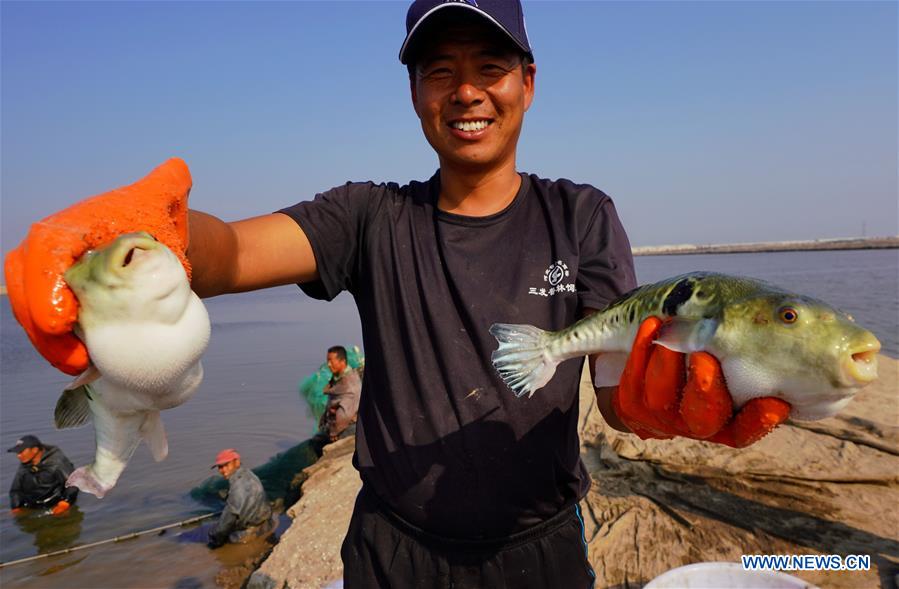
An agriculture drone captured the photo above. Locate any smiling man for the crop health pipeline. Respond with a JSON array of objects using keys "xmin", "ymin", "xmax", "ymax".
[
  {"xmin": 253, "ymin": 4, "xmax": 637, "ymax": 585},
  {"xmin": 198, "ymin": 4, "xmax": 630, "ymax": 583},
  {"xmin": 7, "ymin": 1, "xmax": 786, "ymax": 587}
]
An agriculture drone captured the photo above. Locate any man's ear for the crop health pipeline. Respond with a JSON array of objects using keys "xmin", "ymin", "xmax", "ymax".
[
  {"xmin": 410, "ymin": 76, "xmax": 421, "ymax": 118},
  {"xmin": 523, "ymin": 62, "xmax": 536, "ymax": 112}
]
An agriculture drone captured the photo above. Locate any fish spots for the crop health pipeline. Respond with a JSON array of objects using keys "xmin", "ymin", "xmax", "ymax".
[
  {"xmin": 662, "ymin": 278, "xmax": 694, "ymax": 317},
  {"xmin": 628, "ymin": 306, "xmax": 636, "ymax": 323}
]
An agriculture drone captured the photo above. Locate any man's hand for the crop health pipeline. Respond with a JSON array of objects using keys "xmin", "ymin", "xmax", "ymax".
[
  {"xmin": 207, "ymin": 534, "xmax": 227, "ymax": 549},
  {"xmin": 3, "ymin": 159, "xmax": 192, "ymax": 375},
  {"xmin": 50, "ymin": 500, "xmax": 71, "ymax": 516},
  {"xmin": 612, "ymin": 317, "xmax": 791, "ymax": 448}
]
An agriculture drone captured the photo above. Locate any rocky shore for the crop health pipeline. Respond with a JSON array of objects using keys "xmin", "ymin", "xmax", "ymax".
[{"xmin": 247, "ymin": 356, "xmax": 898, "ymax": 589}]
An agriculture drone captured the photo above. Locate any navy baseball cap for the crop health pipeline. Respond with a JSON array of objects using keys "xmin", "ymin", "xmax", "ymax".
[
  {"xmin": 7, "ymin": 435, "xmax": 42, "ymax": 453},
  {"xmin": 399, "ymin": 0, "xmax": 533, "ymax": 65}
]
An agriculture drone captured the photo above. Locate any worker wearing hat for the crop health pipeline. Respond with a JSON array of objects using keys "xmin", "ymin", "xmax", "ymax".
[
  {"xmin": 8, "ymin": 434, "xmax": 78, "ymax": 515},
  {"xmin": 207, "ymin": 449, "xmax": 275, "ymax": 548}
]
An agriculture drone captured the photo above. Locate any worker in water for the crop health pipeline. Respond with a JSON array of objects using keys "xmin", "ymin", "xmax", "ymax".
[
  {"xmin": 8, "ymin": 434, "xmax": 78, "ymax": 516},
  {"xmin": 207, "ymin": 448, "xmax": 276, "ymax": 548}
]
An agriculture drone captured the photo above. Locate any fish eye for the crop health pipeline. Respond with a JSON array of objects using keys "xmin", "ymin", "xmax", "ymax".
[{"xmin": 778, "ymin": 306, "xmax": 799, "ymax": 324}]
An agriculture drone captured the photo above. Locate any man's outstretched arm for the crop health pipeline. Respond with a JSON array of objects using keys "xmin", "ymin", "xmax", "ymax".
[
  {"xmin": 4, "ymin": 158, "xmax": 320, "ymax": 374},
  {"xmin": 187, "ymin": 210, "xmax": 318, "ymax": 298}
]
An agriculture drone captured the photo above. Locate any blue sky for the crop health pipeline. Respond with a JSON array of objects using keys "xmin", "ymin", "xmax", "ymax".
[{"xmin": 2, "ymin": 1, "xmax": 896, "ymax": 254}]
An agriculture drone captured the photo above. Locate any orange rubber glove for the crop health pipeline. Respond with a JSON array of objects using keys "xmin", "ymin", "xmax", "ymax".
[
  {"xmin": 612, "ymin": 317, "xmax": 791, "ymax": 448},
  {"xmin": 50, "ymin": 500, "xmax": 71, "ymax": 516},
  {"xmin": 10, "ymin": 508, "xmax": 24, "ymax": 516},
  {"xmin": 3, "ymin": 159, "xmax": 192, "ymax": 375}
]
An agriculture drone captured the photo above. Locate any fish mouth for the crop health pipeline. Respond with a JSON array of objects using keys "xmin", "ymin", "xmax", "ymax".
[
  {"xmin": 111, "ymin": 233, "xmax": 161, "ymax": 271},
  {"xmin": 843, "ymin": 337, "xmax": 880, "ymax": 385}
]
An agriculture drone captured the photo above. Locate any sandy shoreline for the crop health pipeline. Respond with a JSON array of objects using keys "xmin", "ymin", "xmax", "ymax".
[{"xmin": 241, "ymin": 355, "xmax": 898, "ymax": 589}]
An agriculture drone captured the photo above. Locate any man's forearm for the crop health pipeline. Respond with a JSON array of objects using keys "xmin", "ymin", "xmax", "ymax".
[
  {"xmin": 211, "ymin": 508, "xmax": 238, "ymax": 539},
  {"xmin": 187, "ymin": 210, "xmax": 240, "ymax": 298},
  {"xmin": 187, "ymin": 210, "xmax": 319, "ymax": 297}
]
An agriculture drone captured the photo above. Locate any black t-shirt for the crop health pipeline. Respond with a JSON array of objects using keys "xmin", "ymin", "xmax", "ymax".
[{"xmin": 280, "ymin": 172, "xmax": 636, "ymax": 538}]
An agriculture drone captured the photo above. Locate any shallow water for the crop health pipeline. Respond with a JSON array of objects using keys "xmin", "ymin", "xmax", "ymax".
[
  {"xmin": 0, "ymin": 288, "xmax": 363, "ymax": 588},
  {"xmin": 0, "ymin": 249, "xmax": 895, "ymax": 587}
]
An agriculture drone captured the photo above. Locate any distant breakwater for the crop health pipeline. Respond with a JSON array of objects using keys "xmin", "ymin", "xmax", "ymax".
[
  {"xmin": 632, "ymin": 236, "xmax": 899, "ymax": 256},
  {"xmin": 0, "ymin": 238, "xmax": 896, "ymax": 294}
]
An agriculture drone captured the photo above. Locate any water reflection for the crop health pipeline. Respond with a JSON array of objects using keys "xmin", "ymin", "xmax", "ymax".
[{"xmin": 12, "ymin": 505, "xmax": 84, "ymax": 555}]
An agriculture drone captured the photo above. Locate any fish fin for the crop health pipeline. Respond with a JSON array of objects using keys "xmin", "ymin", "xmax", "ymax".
[
  {"xmin": 65, "ymin": 365, "xmax": 102, "ymax": 391},
  {"xmin": 140, "ymin": 411, "xmax": 168, "ymax": 462},
  {"xmin": 655, "ymin": 319, "xmax": 718, "ymax": 353},
  {"xmin": 489, "ymin": 323, "xmax": 557, "ymax": 398},
  {"xmin": 593, "ymin": 352, "xmax": 628, "ymax": 387},
  {"xmin": 54, "ymin": 385, "xmax": 93, "ymax": 429},
  {"xmin": 67, "ymin": 466, "xmax": 111, "ymax": 499}
]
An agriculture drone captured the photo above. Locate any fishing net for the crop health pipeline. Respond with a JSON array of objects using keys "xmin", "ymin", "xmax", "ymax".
[{"xmin": 190, "ymin": 346, "xmax": 364, "ymax": 510}]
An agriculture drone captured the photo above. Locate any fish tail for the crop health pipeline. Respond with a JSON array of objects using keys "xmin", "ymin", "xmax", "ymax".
[
  {"xmin": 71, "ymin": 401, "xmax": 143, "ymax": 499},
  {"xmin": 67, "ymin": 465, "xmax": 114, "ymax": 499},
  {"xmin": 489, "ymin": 323, "xmax": 558, "ymax": 398}
]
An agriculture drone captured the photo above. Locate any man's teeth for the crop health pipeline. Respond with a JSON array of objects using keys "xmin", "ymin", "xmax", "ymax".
[{"xmin": 452, "ymin": 120, "xmax": 490, "ymax": 132}]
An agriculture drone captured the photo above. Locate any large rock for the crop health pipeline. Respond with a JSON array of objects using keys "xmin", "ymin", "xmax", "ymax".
[
  {"xmin": 248, "ymin": 436, "xmax": 359, "ymax": 589},
  {"xmin": 251, "ymin": 356, "xmax": 899, "ymax": 588}
]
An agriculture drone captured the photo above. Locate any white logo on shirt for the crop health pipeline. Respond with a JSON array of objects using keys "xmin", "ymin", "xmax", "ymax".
[{"xmin": 529, "ymin": 260, "xmax": 575, "ymax": 297}]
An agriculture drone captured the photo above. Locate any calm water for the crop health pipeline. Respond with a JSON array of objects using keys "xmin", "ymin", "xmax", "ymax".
[{"xmin": 0, "ymin": 249, "xmax": 896, "ymax": 587}]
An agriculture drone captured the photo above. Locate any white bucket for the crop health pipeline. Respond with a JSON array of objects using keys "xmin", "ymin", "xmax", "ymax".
[{"xmin": 644, "ymin": 562, "xmax": 817, "ymax": 588}]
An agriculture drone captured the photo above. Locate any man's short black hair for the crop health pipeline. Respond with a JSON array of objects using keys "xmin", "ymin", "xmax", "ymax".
[{"xmin": 328, "ymin": 346, "xmax": 348, "ymax": 362}]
